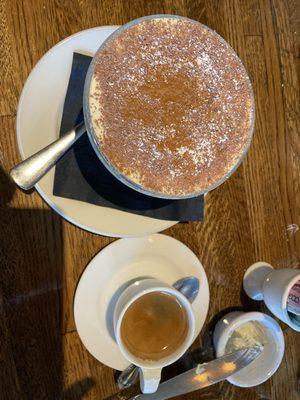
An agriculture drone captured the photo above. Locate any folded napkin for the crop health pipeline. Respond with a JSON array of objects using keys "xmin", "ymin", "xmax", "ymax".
[{"xmin": 53, "ymin": 53, "xmax": 204, "ymax": 221}]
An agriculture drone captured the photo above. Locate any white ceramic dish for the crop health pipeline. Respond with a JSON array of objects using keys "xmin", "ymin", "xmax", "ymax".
[
  {"xmin": 73, "ymin": 234, "xmax": 209, "ymax": 371},
  {"xmin": 213, "ymin": 311, "xmax": 285, "ymax": 387},
  {"xmin": 16, "ymin": 26, "xmax": 177, "ymax": 237}
]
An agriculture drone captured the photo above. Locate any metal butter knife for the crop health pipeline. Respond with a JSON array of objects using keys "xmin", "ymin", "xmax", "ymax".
[{"xmin": 130, "ymin": 346, "xmax": 262, "ymax": 400}]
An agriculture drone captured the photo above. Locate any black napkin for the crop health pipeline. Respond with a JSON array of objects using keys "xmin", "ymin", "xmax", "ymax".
[{"xmin": 53, "ymin": 53, "xmax": 204, "ymax": 221}]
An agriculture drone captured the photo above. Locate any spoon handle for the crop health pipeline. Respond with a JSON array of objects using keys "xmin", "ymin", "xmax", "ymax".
[{"xmin": 10, "ymin": 122, "xmax": 86, "ymax": 190}]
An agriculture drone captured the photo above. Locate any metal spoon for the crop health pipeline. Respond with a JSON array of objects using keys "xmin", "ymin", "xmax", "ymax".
[
  {"xmin": 173, "ymin": 276, "xmax": 199, "ymax": 304},
  {"xmin": 117, "ymin": 276, "xmax": 200, "ymax": 389}
]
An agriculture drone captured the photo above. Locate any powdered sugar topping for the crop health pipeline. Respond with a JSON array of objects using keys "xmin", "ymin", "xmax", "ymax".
[{"xmin": 89, "ymin": 17, "xmax": 254, "ymax": 196}]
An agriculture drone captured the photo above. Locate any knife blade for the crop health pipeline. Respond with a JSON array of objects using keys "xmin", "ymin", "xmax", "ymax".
[{"xmin": 130, "ymin": 346, "xmax": 263, "ymax": 400}]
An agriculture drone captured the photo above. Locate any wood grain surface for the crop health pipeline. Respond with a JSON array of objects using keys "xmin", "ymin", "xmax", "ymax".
[{"xmin": 0, "ymin": 1, "xmax": 299, "ymax": 399}]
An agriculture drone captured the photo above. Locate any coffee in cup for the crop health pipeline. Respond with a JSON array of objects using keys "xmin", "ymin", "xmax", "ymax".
[{"xmin": 120, "ymin": 291, "xmax": 189, "ymax": 361}]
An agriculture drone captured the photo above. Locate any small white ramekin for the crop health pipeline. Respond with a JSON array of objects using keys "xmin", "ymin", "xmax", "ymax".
[{"xmin": 213, "ymin": 311, "xmax": 285, "ymax": 387}]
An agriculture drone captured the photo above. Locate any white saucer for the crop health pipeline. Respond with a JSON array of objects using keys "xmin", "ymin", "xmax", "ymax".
[
  {"xmin": 74, "ymin": 234, "xmax": 209, "ymax": 370},
  {"xmin": 16, "ymin": 27, "xmax": 177, "ymax": 237}
]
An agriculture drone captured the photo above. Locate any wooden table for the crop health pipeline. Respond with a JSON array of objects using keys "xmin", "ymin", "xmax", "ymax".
[{"xmin": 0, "ymin": 1, "xmax": 299, "ymax": 399}]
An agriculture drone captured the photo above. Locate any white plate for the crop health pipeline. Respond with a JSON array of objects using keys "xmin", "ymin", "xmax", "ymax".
[
  {"xmin": 74, "ymin": 234, "xmax": 209, "ymax": 370},
  {"xmin": 16, "ymin": 27, "xmax": 177, "ymax": 237}
]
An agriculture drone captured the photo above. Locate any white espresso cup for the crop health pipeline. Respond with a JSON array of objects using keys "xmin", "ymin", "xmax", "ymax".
[{"xmin": 114, "ymin": 278, "xmax": 195, "ymax": 394}]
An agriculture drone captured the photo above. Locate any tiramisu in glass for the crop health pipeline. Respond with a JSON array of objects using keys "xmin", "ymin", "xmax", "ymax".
[{"xmin": 88, "ymin": 15, "xmax": 254, "ymax": 198}]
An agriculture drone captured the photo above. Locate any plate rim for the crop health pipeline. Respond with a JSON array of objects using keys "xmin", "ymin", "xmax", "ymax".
[{"xmin": 15, "ymin": 26, "xmax": 177, "ymax": 237}]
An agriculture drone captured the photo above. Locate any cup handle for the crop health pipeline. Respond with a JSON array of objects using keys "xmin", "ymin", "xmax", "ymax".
[{"xmin": 139, "ymin": 367, "xmax": 161, "ymax": 394}]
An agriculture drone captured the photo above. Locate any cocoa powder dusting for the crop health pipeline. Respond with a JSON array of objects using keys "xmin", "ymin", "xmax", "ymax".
[{"xmin": 89, "ymin": 17, "xmax": 254, "ymax": 196}]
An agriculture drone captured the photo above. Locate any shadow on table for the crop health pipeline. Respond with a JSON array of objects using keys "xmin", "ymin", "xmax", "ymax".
[
  {"xmin": 61, "ymin": 378, "xmax": 95, "ymax": 400},
  {"xmin": 0, "ymin": 165, "xmax": 94, "ymax": 400}
]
